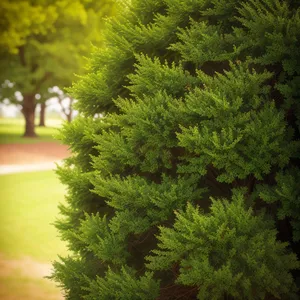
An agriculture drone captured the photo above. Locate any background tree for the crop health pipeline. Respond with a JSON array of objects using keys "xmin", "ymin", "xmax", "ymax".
[
  {"xmin": 0, "ymin": 0, "xmax": 116, "ymax": 137},
  {"xmin": 36, "ymin": 90, "xmax": 53, "ymax": 127},
  {"xmin": 58, "ymin": 96, "xmax": 74, "ymax": 123},
  {"xmin": 52, "ymin": 0, "xmax": 300, "ymax": 299},
  {"xmin": 38, "ymin": 101, "xmax": 47, "ymax": 127},
  {"xmin": 46, "ymin": 87, "xmax": 76, "ymax": 124}
]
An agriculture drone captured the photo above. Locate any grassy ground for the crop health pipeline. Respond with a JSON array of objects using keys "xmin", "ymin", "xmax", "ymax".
[
  {"xmin": 0, "ymin": 118, "xmax": 63, "ymax": 144},
  {"xmin": 0, "ymin": 170, "xmax": 67, "ymax": 260},
  {"xmin": 0, "ymin": 170, "xmax": 68, "ymax": 299}
]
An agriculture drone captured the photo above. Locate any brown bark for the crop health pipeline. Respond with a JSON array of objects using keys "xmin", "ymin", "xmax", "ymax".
[
  {"xmin": 22, "ymin": 94, "xmax": 37, "ymax": 137},
  {"xmin": 66, "ymin": 110, "xmax": 72, "ymax": 123},
  {"xmin": 19, "ymin": 46, "xmax": 26, "ymax": 67},
  {"xmin": 59, "ymin": 96, "xmax": 74, "ymax": 122},
  {"xmin": 39, "ymin": 102, "xmax": 46, "ymax": 127}
]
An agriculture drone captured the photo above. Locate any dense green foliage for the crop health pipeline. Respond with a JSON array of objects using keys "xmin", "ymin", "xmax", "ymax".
[
  {"xmin": 52, "ymin": 0, "xmax": 300, "ymax": 299},
  {"xmin": 0, "ymin": 0, "xmax": 115, "ymax": 136}
]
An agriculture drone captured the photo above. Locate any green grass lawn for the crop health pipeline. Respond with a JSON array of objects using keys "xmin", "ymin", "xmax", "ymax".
[
  {"xmin": 0, "ymin": 118, "xmax": 63, "ymax": 144},
  {"xmin": 0, "ymin": 170, "xmax": 68, "ymax": 299},
  {"xmin": 0, "ymin": 170, "xmax": 68, "ymax": 261}
]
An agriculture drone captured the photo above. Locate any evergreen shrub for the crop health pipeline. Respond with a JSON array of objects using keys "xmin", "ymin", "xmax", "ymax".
[{"xmin": 52, "ymin": 0, "xmax": 300, "ymax": 299}]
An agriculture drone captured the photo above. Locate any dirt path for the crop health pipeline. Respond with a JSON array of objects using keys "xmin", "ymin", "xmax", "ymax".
[
  {"xmin": 0, "ymin": 254, "xmax": 52, "ymax": 278},
  {"xmin": 0, "ymin": 142, "xmax": 70, "ymax": 165},
  {"xmin": 0, "ymin": 142, "xmax": 70, "ymax": 174},
  {"xmin": 0, "ymin": 161, "xmax": 63, "ymax": 175}
]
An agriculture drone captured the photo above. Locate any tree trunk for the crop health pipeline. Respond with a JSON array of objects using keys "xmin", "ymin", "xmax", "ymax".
[
  {"xmin": 22, "ymin": 94, "xmax": 37, "ymax": 137},
  {"xmin": 58, "ymin": 96, "xmax": 74, "ymax": 122},
  {"xmin": 67, "ymin": 110, "xmax": 72, "ymax": 123},
  {"xmin": 39, "ymin": 102, "xmax": 46, "ymax": 127},
  {"xmin": 66, "ymin": 97, "xmax": 74, "ymax": 122}
]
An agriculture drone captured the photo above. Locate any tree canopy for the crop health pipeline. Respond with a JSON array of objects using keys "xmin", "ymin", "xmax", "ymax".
[{"xmin": 0, "ymin": 0, "xmax": 116, "ymax": 136}]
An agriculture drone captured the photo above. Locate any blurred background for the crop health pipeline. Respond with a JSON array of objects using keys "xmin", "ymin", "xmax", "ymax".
[{"xmin": 0, "ymin": 0, "xmax": 116, "ymax": 299}]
